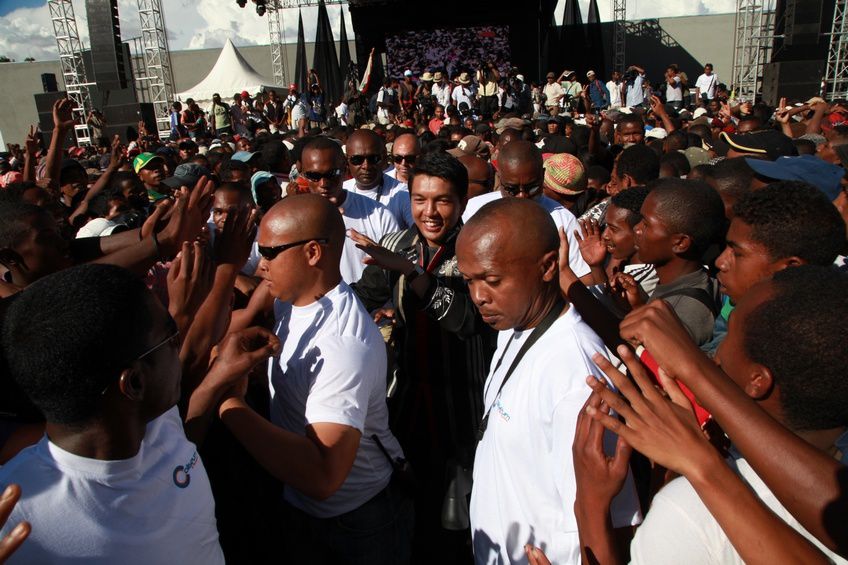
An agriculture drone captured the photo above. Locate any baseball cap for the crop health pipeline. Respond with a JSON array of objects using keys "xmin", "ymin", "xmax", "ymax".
[
  {"xmin": 681, "ymin": 147, "xmax": 710, "ymax": 169},
  {"xmin": 693, "ymin": 107, "xmax": 708, "ymax": 119},
  {"xmin": 132, "ymin": 152, "xmax": 163, "ymax": 174},
  {"xmin": 645, "ymin": 127, "xmax": 668, "ymax": 140},
  {"xmin": 448, "ymin": 135, "xmax": 490, "ymax": 160},
  {"xmin": 404, "ymin": 69, "xmax": 413, "ymax": 77},
  {"xmin": 161, "ymin": 162, "xmax": 211, "ymax": 190},
  {"xmin": 515, "ymin": 74, "xmax": 525, "ymax": 82},
  {"xmin": 75, "ymin": 217, "xmax": 128, "ymax": 239},
  {"xmin": 586, "ymin": 70, "xmax": 596, "ymax": 78},
  {"xmin": 250, "ymin": 171, "xmax": 277, "ymax": 203},
  {"xmin": 543, "ymin": 153, "xmax": 587, "ymax": 196},
  {"xmin": 744, "ymin": 155, "xmax": 845, "ymax": 200},
  {"xmin": 716, "ymin": 130, "xmax": 795, "ymax": 160},
  {"xmin": 232, "ymin": 150, "xmax": 259, "ymax": 163},
  {"xmin": 241, "ymin": 90, "xmax": 250, "ymax": 98}
]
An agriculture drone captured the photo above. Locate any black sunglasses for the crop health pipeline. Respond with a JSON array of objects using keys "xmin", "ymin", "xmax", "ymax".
[
  {"xmin": 392, "ymin": 154, "xmax": 417, "ymax": 165},
  {"xmin": 348, "ymin": 154, "xmax": 381, "ymax": 166},
  {"xmin": 258, "ymin": 238, "xmax": 329, "ymax": 260},
  {"xmin": 501, "ymin": 183, "xmax": 542, "ymax": 197},
  {"xmin": 301, "ymin": 169, "xmax": 342, "ymax": 183}
]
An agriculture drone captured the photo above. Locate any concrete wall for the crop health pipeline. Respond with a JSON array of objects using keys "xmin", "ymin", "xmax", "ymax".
[{"xmin": 0, "ymin": 12, "xmax": 737, "ymax": 146}]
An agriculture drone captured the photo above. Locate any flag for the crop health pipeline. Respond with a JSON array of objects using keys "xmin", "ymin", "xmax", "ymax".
[{"xmin": 358, "ymin": 48, "xmax": 375, "ymax": 93}]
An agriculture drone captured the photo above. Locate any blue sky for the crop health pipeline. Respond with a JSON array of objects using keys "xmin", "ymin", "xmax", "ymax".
[{"xmin": 0, "ymin": 0, "xmax": 42, "ymax": 17}]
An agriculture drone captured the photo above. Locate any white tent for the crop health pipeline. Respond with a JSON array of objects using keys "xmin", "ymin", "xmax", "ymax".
[{"xmin": 176, "ymin": 38, "xmax": 277, "ymax": 103}]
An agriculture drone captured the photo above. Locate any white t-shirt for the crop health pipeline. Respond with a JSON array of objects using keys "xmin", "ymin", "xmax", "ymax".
[
  {"xmin": 695, "ymin": 72, "xmax": 718, "ymax": 100},
  {"xmin": 630, "ymin": 453, "xmax": 847, "ymax": 565},
  {"xmin": 376, "ymin": 87, "xmax": 394, "ymax": 123},
  {"xmin": 343, "ymin": 173, "xmax": 413, "ymax": 229},
  {"xmin": 470, "ymin": 306, "xmax": 642, "ymax": 564},
  {"xmin": 269, "ymin": 282, "xmax": 403, "ymax": 518},
  {"xmin": 337, "ymin": 190, "xmax": 400, "ymax": 284},
  {"xmin": 666, "ymin": 75, "xmax": 683, "ymax": 102},
  {"xmin": 543, "ymin": 81, "xmax": 565, "ymax": 107},
  {"xmin": 462, "ymin": 191, "xmax": 591, "ymax": 278},
  {"xmin": 0, "ymin": 407, "xmax": 224, "ymax": 565},
  {"xmin": 452, "ymin": 84, "xmax": 473, "ymax": 109},
  {"xmin": 606, "ymin": 80, "xmax": 623, "ymax": 108},
  {"xmin": 432, "ymin": 82, "xmax": 451, "ymax": 107}
]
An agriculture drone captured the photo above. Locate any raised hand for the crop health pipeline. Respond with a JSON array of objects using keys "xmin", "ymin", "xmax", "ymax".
[
  {"xmin": 349, "ymin": 229, "xmax": 412, "ymax": 274},
  {"xmin": 52, "ymin": 98, "xmax": 76, "ymax": 130},
  {"xmin": 584, "ymin": 346, "xmax": 712, "ymax": 477},
  {"xmin": 649, "ymin": 95, "xmax": 665, "ymax": 116},
  {"xmin": 0, "ymin": 484, "xmax": 30, "ymax": 563},
  {"xmin": 167, "ymin": 241, "xmax": 214, "ymax": 335},
  {"xmin": 215, "ymin": 205, "xmax": 258, "ymax": 269},
  {"xmin": 575, "ymin": 218, "xmax": 607, "ymax": 267},
  {"xmin": 24, "ymin": 125, "xmax": 39, "ymax": 156},
  {"xmin": 107, "ymin": 135, "xmax": 125, "ymax": 170},
  {"xmin": 157, "ymin": 176, "xmax": 216, "ymax": 257}
]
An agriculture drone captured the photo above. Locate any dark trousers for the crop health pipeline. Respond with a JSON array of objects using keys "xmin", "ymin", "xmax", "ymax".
[
  {"xmin": 478, "ymin": 95, "xmax": 498, "ymax": 118},
  {"xmin": 282, "ymin": 479, "xmax": 415, "ymax": 565}
]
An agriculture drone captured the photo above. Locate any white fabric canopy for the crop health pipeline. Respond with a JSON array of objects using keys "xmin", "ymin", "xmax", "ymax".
[{"xmin": 177, "ymin": 39, "xmax": 277, "ymax": 103}]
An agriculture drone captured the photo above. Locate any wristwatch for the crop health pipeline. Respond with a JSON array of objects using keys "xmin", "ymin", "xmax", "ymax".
[{"xmin": 405, "ymin": 264, "xmax": 425, "ymax": 283}]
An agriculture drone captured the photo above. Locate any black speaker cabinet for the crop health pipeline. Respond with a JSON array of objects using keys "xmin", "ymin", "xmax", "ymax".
[
  {"xmin": 41, "ymin": 73, "xmax": 58, "ymax": 93},
  {"xmin": 761, "ymin": 60, "xmax": 825, "ymax": 105}
]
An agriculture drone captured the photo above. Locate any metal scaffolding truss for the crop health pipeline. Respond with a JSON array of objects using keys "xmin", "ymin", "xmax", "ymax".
[
  {"xmin": 278, "ymin": 0, "xmax": 345, "ymax": 7},
  {"xmin": 267, "ymin": 0, "xmax": 289, "ymax": 86},
  {"xmin": 612, "ymin": 0, "xmax": 626, "ymax": 72},
  {"xmin": 731, "ymin": 0, "xmax": 776, "ymax": 103},
  {"xmin": 48, "ymin": 0, "xmax": 93, "ymax": 145},
  {"xmin": 822, "ymin": 0, "xmax": 848, "ymax": 100},
  {"xmin": 137, "ymin": 0, "xmax": 175, "ymax": 139}
]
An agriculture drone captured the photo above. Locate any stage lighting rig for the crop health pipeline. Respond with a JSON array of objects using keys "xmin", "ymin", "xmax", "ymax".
[
  {"xmin": 236, "ymin": 0, "xmax": 247, "ymax": 6},
  {"xmin": 255, "ymin": 0, "xmax": 267, "ymax": 16}
]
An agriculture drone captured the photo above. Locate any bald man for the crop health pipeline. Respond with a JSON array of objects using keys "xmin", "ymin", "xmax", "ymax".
[
  {"xmin": 458, "ymin": 153, "xmax": 494, "ymax": 199},
  {"xmin": 388, "ymin": 133, "xmax": 421, "ymax": 185},
  {"xmin": 456, "ymin": 198, "xmax": 641, "ymax": 564},
  {"xmin": 343, "ymin": 129, "xmax": 414, "ymax": 228},
  {"xmin": 219, "ymin": 194, "xmax": 412, "ymax": 564},
  {"xmin": 300, "ymin": 136, "xmax": 399, "ymax": 284},
  {"xmin": 461, "ymin": 140, "xmax": 591, "ymax": 279}
]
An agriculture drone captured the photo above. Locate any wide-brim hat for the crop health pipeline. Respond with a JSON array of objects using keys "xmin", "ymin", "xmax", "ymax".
[
  {"xmin": 421, "ymin": 72, "xmax": 434, "ymax": 81},
  {"xmin": 433, "ymin": 72, "xmax": 444, "ymax": 81},
  {"xmin": 457, "ymin": 73, "xmax": 471, "ymax": 85}
]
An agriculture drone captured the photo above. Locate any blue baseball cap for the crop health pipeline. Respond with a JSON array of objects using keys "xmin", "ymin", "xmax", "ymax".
[
  {"xmin": 744, "ymin": 155, "xmax": 846, "ymax": 201},
  {"xmin": 232, "ymin": 151, "xmax": 259, "ymax": 163}
]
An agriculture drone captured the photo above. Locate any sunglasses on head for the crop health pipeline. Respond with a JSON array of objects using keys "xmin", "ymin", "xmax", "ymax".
[
  {"xmin": 258, "ymin": 238, "xmax": 329, "ymax": 261},
  {"xmin": 392, "ymin": 154, "xmax": 417, "ymax": 165},
  {"xmin": 301, "ymin": 169, "xmax": 342, "ymax": 183},
  {"xmin": 348, "ymin": 154, "xmax": 381, "ymax": 166}
]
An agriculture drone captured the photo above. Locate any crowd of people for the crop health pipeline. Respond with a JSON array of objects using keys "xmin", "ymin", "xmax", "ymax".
[{"xmin": 0, "ymin": 53, "xmax": 847, "ymax": 565}]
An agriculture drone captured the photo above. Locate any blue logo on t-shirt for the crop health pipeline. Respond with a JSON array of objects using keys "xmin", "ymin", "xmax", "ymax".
[{"xmin": 173, "ymin": 451, "xmax": 198, "ymax": 488}]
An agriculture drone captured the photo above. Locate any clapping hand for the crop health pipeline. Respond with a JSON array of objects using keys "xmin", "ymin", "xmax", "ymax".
[
  {"xmin": 584, "ymin": 346, "xmax": 714, "ymax": 478},
  {"xmin": 167, "ymin": 241, "xmax": 214, "ymax": 335},
  {"xmin": 574, "ymin": 218, "xmax": 607, "ymax": 268}
]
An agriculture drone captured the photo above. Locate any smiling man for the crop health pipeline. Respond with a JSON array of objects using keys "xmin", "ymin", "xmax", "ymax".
[
  {"xmin": 352, "ymin": 151, "xmax": 494, "ymax": 562},
  {"xmin": 456, "ymin": 197, "xmax": 640, "ymax": 564}
]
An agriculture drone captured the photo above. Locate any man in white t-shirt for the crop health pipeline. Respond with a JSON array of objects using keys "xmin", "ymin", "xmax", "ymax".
[
  {"xmin": 431, "ymin": 72, "xmax": 451, "ymax": 108},
  {"xmin": 664, "ymin": 65, "xmax": 683, "ymax": 110},
  {"xmin": 219, "ymin": 194, "xmax": 413, "ymax": 565},
  {"xmin": 343, "ymin": 129, "xmax": 413, "ymax": 229},
  {"xmin": 0, "ymin": 263, "xmax": 262, "ymax": 564},
  {"xmin": 543, "ymin": 72, "xmax": 565, "ymax": 115},
  {"xmin": 694, "ymin": 63, "xmax": 718, "ymax": 106},
  {"xmin": 303, "ymin": 136, "xmax": 399, "ymax": 283},
  {"xmin": 606, "ymin": 70, "xmax": 624, "ymax": 109},
  {"xmin": 627, "ymin": 268, "xmax": 848, "ymax": 564},
  {"xmin": 451, "ymin": 73, "xmax": 473, "ymax": 109},
  {"xmin": 455, "ymin": 198, "xmax": 641, "ymax": 564},
  {"xmin": 462, "ymin": 140, "xmax": 592, "ymax": 281},
  {"xmin": 376, "ymin": 78, "xmax": 396, "ymax": 125}
]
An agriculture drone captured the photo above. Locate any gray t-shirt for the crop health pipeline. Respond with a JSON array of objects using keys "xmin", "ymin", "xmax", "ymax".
[{"xmin": 649, "ymin": 268, "xmax": 719, "ymax": 346}]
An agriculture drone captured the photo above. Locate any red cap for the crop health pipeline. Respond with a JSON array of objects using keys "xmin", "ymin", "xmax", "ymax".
[
  {"xmin": 240, "ymin": 90, "xmax": 250, "ymax": 98},
  {"xmin": 288, "ymin": 83, "xmax": 297, "ymax": 91}
]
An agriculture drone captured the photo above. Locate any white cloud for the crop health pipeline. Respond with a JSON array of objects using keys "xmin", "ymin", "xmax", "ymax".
[{"xmin": 0, "ymin": 0, "xmax": 731, "ymax": 62}]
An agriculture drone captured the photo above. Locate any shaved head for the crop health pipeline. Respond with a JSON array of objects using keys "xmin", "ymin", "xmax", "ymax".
[
  {"xmin": 498, "ymin": 140, "xmax": 544, "ymax": 174},
  {"xmin": 346, "ymin": 129, "xmax": 384, "ymax": 155},
  {"xmin": 457, "ymin": 198, "xmax": 560, "ymax": 331},
  {"xmin": 392, "ymin": 133, "xmax": 420, "ymax": 154},
  {"xmin": 262, "ymin": 193, "xmax": 346, "ymax": 264}
]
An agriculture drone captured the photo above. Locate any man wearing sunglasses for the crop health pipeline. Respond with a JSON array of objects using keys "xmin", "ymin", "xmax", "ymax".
[
  {"xmin": 299, "ymin": 137, "xmax": 399, "ymax": 284},
  {"xmin": 387, "ymin": 133, "xmax": 421, "ymax": 186},
  {"xmin": 219, "ymin": 194, "xmax": 413, "ymax": 565},
  {"xmin": 343, "ymin": 130, "xmax": 414, "ymax": 229},
  {"xmin": 461, "ymin": 140, "xmax": 592, "ymax": 280}
]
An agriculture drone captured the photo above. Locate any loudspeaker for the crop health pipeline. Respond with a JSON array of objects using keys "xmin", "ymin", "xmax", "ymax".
[
  {"xmin": 761, "ymin": 60, "xmax": 825, "ymax": 105},
  {"xmin": 85, "ymin": 0, "xmax": 127, "ymax": 90},
  {"xmin": 783, "ymin": 0, "xmax": 824, "ymax": 46},
  {"xmin": 41, "ymin": 73, "xmax": 58, "ymax": 93}
]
